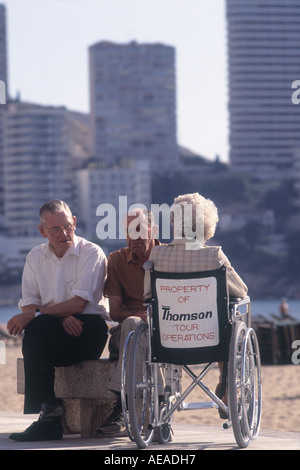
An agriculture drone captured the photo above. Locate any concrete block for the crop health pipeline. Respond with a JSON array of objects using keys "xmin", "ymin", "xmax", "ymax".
[
  {"xmin": 60, "ymin": 398, "xmax": 81, "ymax": 434},
  {"xmin": 17, "ymin": 358, "xmax": 117, "ymax": 398},
  {"xmin": 17, "ymin": 358, "xmax": 118, "ymax": 437},
  {"xmin": 80, "ymin": 399, "xmax": 115, "ymax": 438},
  {"xmin": 54, "ymin": 359, "xmax": 117, "ymax": 400}
]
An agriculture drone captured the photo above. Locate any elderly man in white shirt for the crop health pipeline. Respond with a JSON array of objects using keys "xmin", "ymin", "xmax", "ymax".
[{"xmin": 7, "ymin": 200, "xmax": 108, "ymax": 442}]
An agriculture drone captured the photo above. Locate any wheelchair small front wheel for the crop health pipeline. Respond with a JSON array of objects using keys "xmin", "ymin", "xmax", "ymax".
[
  {"xmin": 127, "ymin": 321, "xmax": 155, "ymax": 449},
  {"xmin": 156, "ymin": 403, "xmax": 172, "ymax": 444}
]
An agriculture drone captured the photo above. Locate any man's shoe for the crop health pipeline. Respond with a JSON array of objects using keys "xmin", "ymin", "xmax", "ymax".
[
  {"xmin": 39, "ymin": 399, "xmax": 65, "ymax": 421},
  {"xmin": 96, "ymin": 397, "xmax": 126, "ymax": 436},
  {"xmin": 9, "ymin": 420, "xmax": 63, "ymax": 442}
]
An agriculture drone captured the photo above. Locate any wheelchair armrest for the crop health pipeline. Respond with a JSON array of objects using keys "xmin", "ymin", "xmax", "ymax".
[
  {"xmin": 229, "ymin": 296, "xmax": 250, "ymax": 306},
  {"xmin": 229, "ymin": 296, "xmax": 251, "ymax": 326}
]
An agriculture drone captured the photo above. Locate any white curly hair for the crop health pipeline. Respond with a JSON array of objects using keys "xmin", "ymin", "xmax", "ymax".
[{"xmin": 171, "ymin": 192, "xmax": 219, "ymax": 242}]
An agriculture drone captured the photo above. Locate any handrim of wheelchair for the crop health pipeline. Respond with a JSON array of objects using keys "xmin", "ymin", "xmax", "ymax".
[{"xmin": 121, "ymin": 265, "xmax": 262, "ymax": 449}]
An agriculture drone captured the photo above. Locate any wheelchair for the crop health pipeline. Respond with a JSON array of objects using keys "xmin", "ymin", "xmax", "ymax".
[{"xmin": 121, "ymin": 264, "xmax": 262, "ymax": 449}]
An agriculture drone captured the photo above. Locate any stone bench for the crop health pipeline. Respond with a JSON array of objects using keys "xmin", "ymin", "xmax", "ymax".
[{"xmin": 17, "ymin": 358, "xmax": 117, "ymax": 438}]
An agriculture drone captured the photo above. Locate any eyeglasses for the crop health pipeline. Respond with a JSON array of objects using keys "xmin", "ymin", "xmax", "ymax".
[{"xmin": 43, "ymin": 223, "xmax": 75, "ymax": 236}]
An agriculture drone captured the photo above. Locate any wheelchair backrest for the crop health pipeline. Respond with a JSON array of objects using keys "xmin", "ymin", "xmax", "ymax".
[{"xmin": 149, "ymin": 266, "xmax": 230, "ymax": 365}]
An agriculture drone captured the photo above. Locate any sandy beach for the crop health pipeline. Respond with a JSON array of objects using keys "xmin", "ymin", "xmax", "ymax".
[{"xmin": 0, "ymin": 332, "xmax": 299, "ymax": 434}]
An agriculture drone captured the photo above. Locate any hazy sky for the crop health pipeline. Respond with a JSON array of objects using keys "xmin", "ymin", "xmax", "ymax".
[{"xmin": 4, "ymin": 0, "xmax": 229, "ymax": 161}]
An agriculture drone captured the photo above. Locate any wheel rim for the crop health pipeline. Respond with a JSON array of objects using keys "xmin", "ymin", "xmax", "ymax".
[
  {"xmin": 121, "ymin": 331, "xmax": 135, "ymax": 442},
  {"xmin": 229, "ymin": 321, "xmax": 262, "ymax": 447},
  {"xmin": 241, "ymin": 328, "xmax": 262, "ymax": 440},
  {"xmin": 229, "ymin": 321, "xmax": 251, "ymax": 447},
  {"xmin": 128, "ymin": 322, "xmax": 155, "ymax": 448}
]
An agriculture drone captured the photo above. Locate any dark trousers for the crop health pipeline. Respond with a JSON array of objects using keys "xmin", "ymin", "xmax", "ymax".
[{"xmin": 22, "ymin": 314, "xmax": 108, "ymax": 414}]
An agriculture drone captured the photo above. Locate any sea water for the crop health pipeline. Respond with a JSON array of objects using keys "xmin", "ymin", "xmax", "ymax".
[{"xmin": 1, "ymin": 300, "xmax": 300, "ymax": 325}]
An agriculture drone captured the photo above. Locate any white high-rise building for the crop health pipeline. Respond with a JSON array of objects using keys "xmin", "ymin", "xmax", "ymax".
[
  {"xmin": 89, "ymin": 41, "xmax": 178, "ymax": 173},
  {"xmin": 3, "ymin": 102, "xmax": 89, "ymax": 235},
  {"xmin": 0, "ymin": 4, "xmax": 7, "ymax": 98},
  {"xmin": 226, "ymin": 0, "xmax": 300, "ymax": 179},
  {"xmin": 76, "ymin": 159, "xmax": 151, "ymax": 242},
  {"xmin": 0, "ymin": 4, "xmax": 7, "ymax": 223}
]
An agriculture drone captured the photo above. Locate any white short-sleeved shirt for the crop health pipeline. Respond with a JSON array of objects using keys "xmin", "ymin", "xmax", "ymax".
[{"xmin": 19, "ymin": 235, "xmax": 109, "ymax": 318}]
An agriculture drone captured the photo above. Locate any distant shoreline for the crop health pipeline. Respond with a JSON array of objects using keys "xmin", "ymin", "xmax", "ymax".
[
  {"xmin": 0, "ymin": 300, "xmax": 19, "ymax": 307},
  {"xmin": 0, "ymin": 284, "xmax": 21, "ymax": 307}
]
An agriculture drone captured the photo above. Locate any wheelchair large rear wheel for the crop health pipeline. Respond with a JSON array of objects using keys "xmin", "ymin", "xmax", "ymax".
[
  {"xmin": 228, "ymin": 320, "xmax": 262, "ymax": 448},
  {"xmin": 121, "ymin": 330, "xmax": 135, "ymax": 442},
  {"xmin": 241, "ymin": 327, "xmax": 262, "ymax": 440},
  {"xmin": 127, "ymin": 321, "xmax": 155, "ymax": 449}
]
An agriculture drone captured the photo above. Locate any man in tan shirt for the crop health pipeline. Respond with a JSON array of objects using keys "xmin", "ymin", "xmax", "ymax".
[{"xmin": 96, "ymin": 208, "xmax": 160, "ymax": 436}]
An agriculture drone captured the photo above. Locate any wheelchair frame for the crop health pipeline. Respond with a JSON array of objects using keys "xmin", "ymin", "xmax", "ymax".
[{"xmin": 121, "ymin": 267, "xmax": 262, "ymax": 449}]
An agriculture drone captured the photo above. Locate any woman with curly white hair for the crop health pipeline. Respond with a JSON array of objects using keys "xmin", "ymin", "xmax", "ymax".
[
  {"xmin": 171, "ymin": 192, "xmax": 219, "ymax": 242},
  {"xmin": 144, "ymin": 192, "xmax": 248, "ymax": 418}
]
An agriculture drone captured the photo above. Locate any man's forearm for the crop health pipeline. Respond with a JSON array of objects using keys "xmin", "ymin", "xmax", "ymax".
[
  {"xmin": 21, "ymin": 296, "xmax": 87, "ymax": 318},
  {"xmin": 39, "ymin": 296, "xmax": 88, "ymax": 317}
]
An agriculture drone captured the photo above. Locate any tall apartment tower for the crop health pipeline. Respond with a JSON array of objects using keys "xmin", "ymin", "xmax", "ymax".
[
  {"xmin": 0, "ymin": 4, "xmax": 7, "ymax": 224},
  {"xmin": 76, "ymin": 160, "xmax": 151, "ymax": 241},
  {"xmin": 3, "ymin": 102, "xmax": 89, "ymax": 236},
  {"xmin": 89, "ymin": 41, "xmax": 178, "ymax": 172},
  {"xmin": 0, "ymin": 4, "xmax": 7, "ymax": 97},
  {"xmin": 226, "ymin": 0, "xmax": 300, "ymax": 179}
]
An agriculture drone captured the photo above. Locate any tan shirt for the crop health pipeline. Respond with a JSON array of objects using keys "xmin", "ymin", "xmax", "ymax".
[
  {"xmin": 144, "ymin": 238, "xmax": 248, "ymax": 299},
  {"xmin": 104, "ymin": 240, "xmax": 161, "ymax": 311}
]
